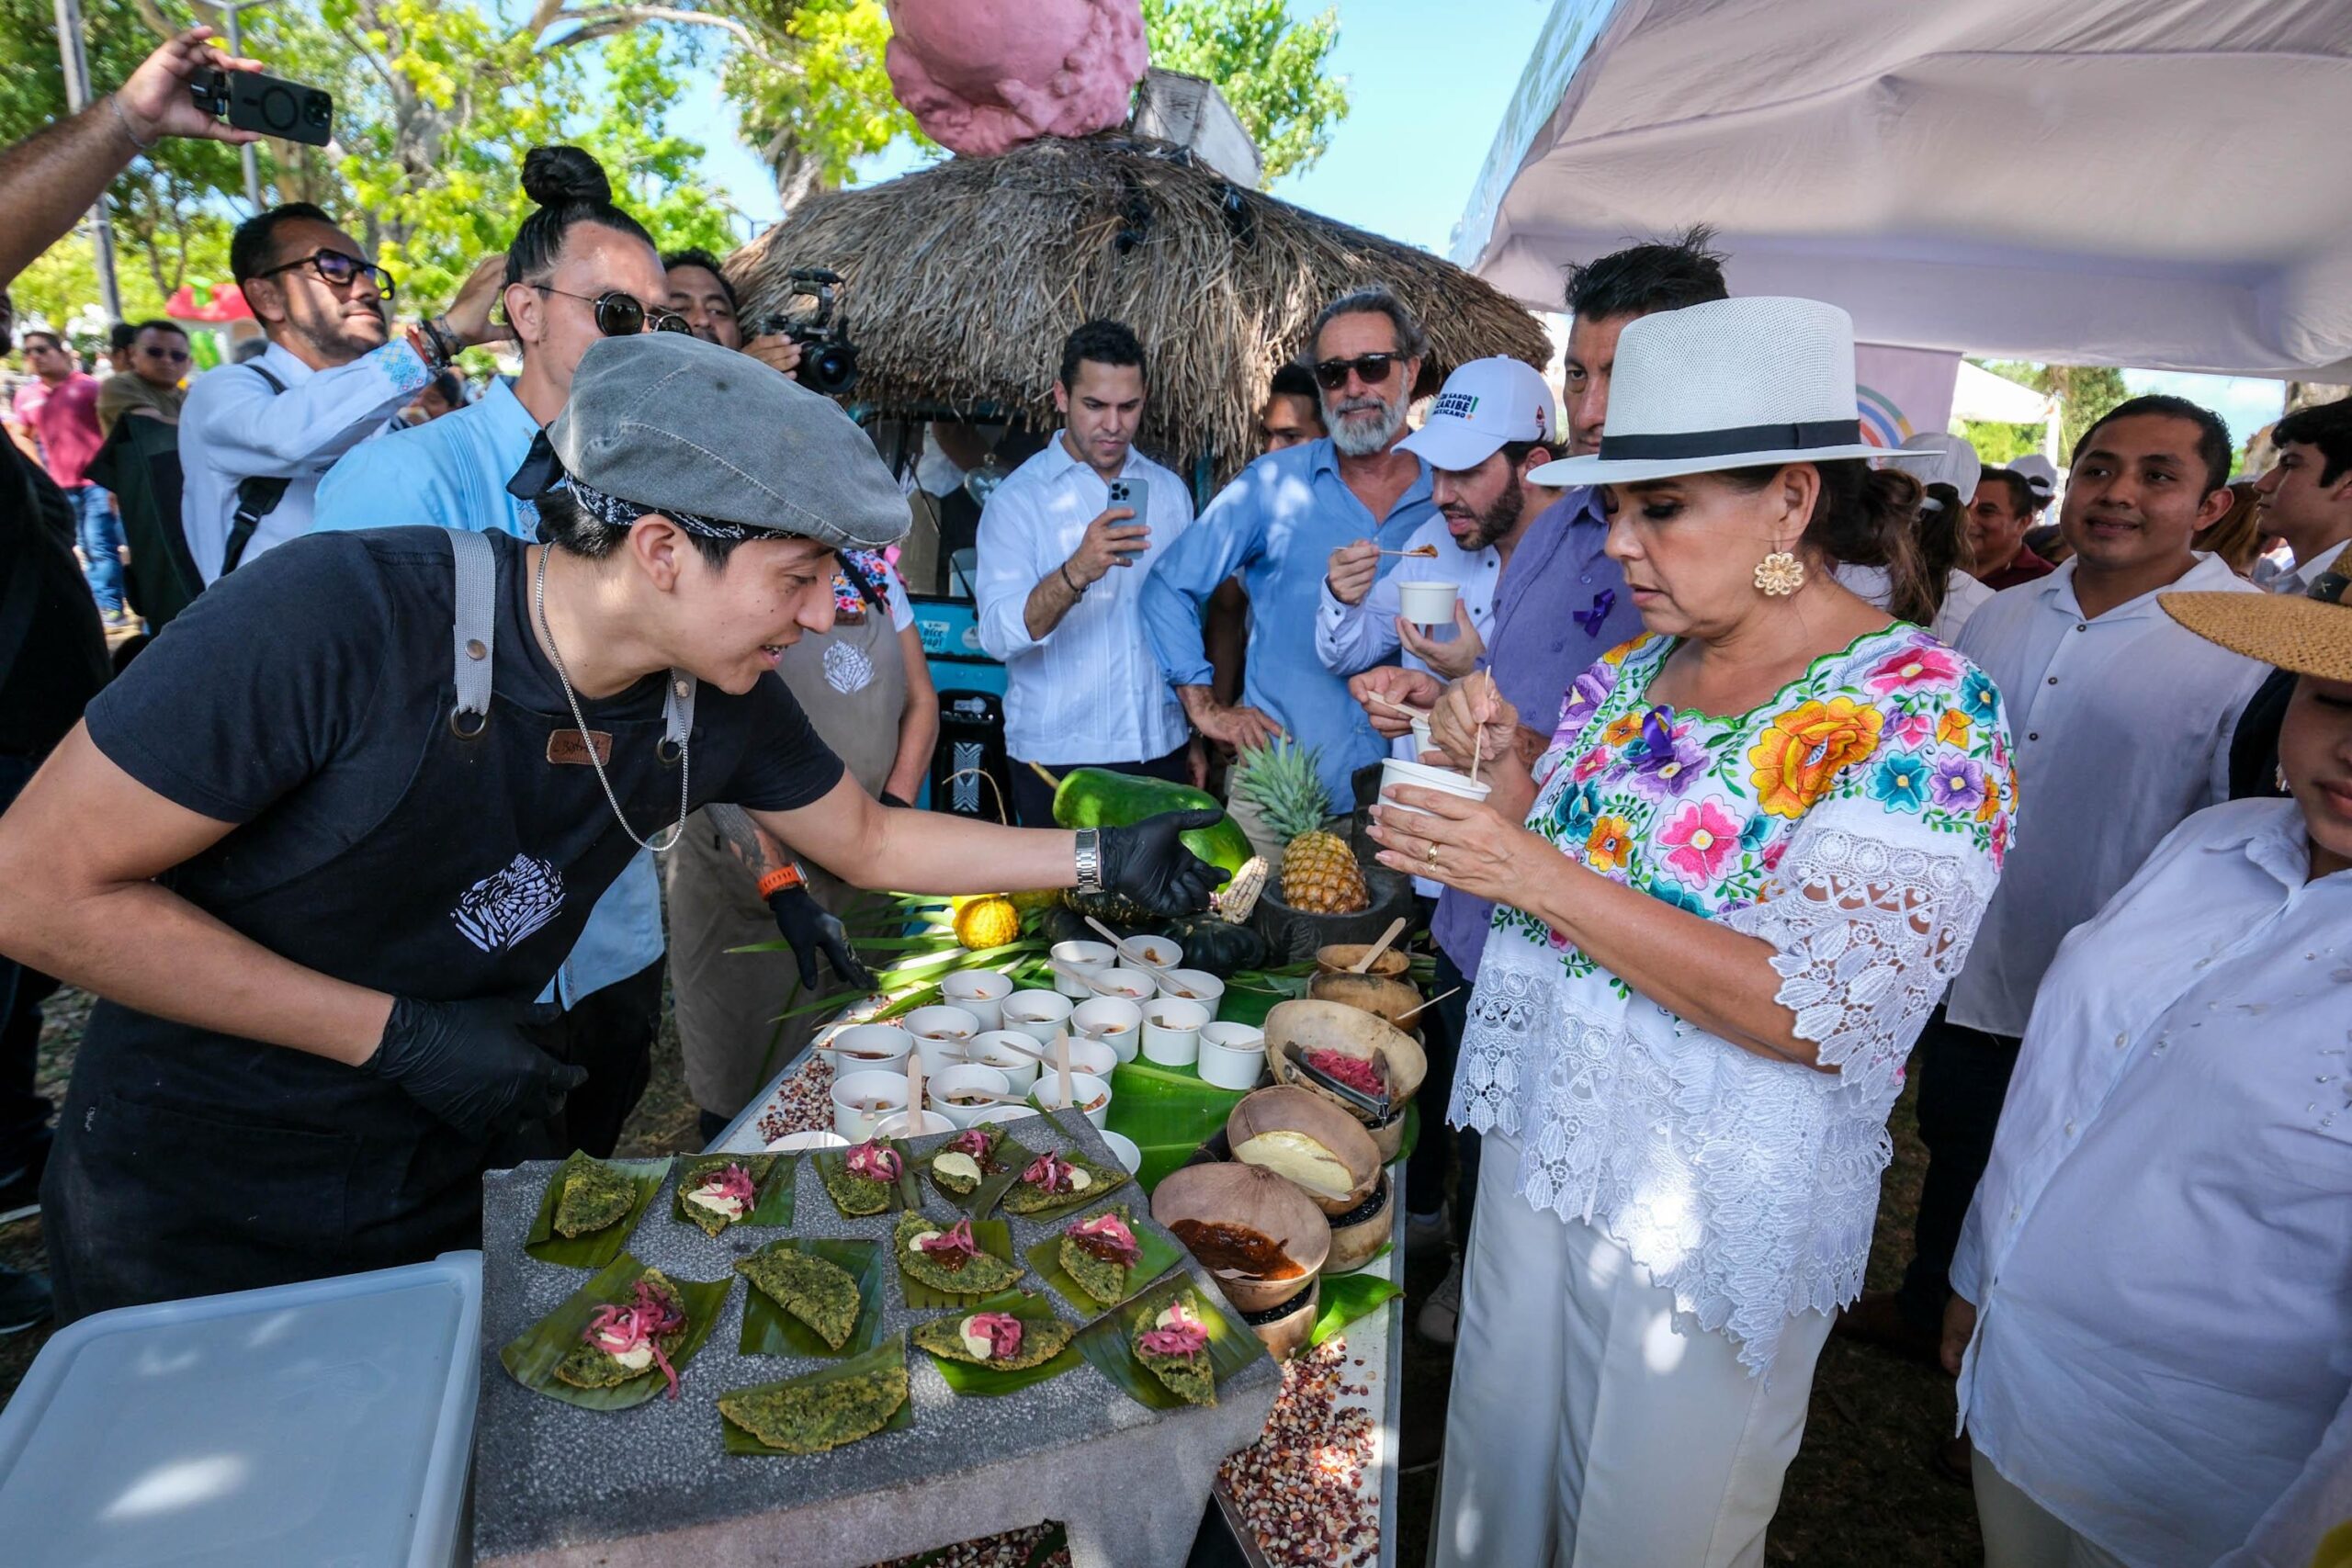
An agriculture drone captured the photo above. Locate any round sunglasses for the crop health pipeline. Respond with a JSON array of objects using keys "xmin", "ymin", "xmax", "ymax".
[
  {"xmin": 533, "ymin": 285, "xmax": 689, "ymax": 338},
  {"xmin": 250, "ymin": 248, "xmax": 396, "ymax": 299}
]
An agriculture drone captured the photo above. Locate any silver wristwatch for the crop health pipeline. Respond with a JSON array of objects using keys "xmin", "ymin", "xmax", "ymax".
[{"xmin": 1073, "ymin": 828, "xmax": 1104, "ymax": 895}]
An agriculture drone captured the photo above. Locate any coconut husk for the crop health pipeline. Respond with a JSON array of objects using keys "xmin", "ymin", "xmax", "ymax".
[
  {"xmin": 1306, "ymin": 971, "xmax": 1422, "ymax": 1027},
  {"xmin": 1226, "ymin": 1086, "xmax": 1381, "ymax": 1216},
  {"xmin": 1150, "ymin": 1160, "xmax": 1330, "ymax": 1314}
]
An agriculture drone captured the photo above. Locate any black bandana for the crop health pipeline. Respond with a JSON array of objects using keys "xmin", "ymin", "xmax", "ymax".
[{"xmin": 560, "ymin": 477, "xmax": 756, "ymax": 542}]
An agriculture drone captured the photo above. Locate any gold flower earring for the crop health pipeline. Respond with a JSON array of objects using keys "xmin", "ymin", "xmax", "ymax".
[{"xmin": 1754, "ymin": 547, "xmax": 1805, "ymax": 596}]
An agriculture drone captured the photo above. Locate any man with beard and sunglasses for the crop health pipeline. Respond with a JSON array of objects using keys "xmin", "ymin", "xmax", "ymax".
[
  {"xmin": 312, "ymin": 147, "xmax": 698, "ymax": 1158},
  {"xmin": 1142, "ymin": 286, "xmax": 1440, "ymax": 817},
  {"xmin": 178, "ymin": 206, "xmax": 504, "ymax": 582}
]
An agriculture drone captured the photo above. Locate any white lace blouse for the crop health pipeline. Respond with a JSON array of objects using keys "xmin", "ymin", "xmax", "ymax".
[{"xmin": 1449, "ymin": 626, "xmax": 2016, "ymax": 1372}]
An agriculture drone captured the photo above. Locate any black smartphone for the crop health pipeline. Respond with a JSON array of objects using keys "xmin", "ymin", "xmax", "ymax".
[{"xmin": 189, "ymin": 67, "xmax": 334, "ymax": 147}]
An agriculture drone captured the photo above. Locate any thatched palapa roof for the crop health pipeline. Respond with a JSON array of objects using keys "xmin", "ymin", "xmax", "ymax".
[{"xmin": 728, "ymin": 133, "xmax": 1551, "ymax": 487}]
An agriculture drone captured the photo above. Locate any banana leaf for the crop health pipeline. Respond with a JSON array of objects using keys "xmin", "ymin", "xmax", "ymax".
[
  {"xmin": 524, "ymin": 1153, "xmax": 672, "ymax": 1269},
  {"xmin": 737, "ymin": 1237, "xmax": 886, "ymax": 1359},
  {"xmin": 912, "ymin": 1289, "xmax": 1085, "ymax": 1396},
  {"xmin": 1308, "ymin": 1272, "xmax": 1403, "ymax": 1348},
  {"xmin": 673, "ymin": 1153, "xmax": 796, "ymax": 1234},
  {"xmin": 811, "ymin": 1139, "xmax": 921, "ymax": 1215},
  {"xmin": 927, "ymin": 1133, "xmax": 1031, "ymax": 1221},
  {"xmin": 1073, "ymin": 1277, "xmax": 1263, "ymax": 1412},
  {"xmin": 500, "ymin": 1253, "xmax": 732, "ymax": 1411},
  {"xmin": 1023, "ymin": 1205, "xmax": 1183, "ymax": 1313},
  {"xmin": 719, "ymin": 1333, "xmax": 914, "ymax": 1456},
  {"xmin": 895, "ymin": 1216, "xmax": 1021, "ymax": 1310}
]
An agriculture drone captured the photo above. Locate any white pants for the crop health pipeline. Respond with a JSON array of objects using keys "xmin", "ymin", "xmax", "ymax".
[
  {"xmin": 1430, "ymin": 1134, "xmax": 1835, "ymax": 1568},
  {"xmin": 1973, "ymin": 1450, "xmax": 2131, "ymax": 1568}
]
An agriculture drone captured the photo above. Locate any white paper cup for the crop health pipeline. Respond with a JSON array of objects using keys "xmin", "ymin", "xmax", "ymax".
[
  {"xmin": 1142, "ymin": 997, "xmax": 1210, "ymax": 1066},
  {"xmin": 824, "ymin": 1022, "xmax": 913, "ymax": 1073},
  {"xmin": 938, "ymin": 970, "xmax": 1012, "ymax": 1031},
  {"xmin": 905, "ymin": 1004, "xmax": 982, "ymax": 1075},
  {"xmin": 1050, "ymin": 940, "xmax": 1116, "ymax": 997},
  {"xmin": 967, "ymin": 1031, "xmax": 1042, "ymax": 1094},
  {"xmin": 1114, "ymin": 935, "xmax": 1183, "ymax": 973},
  {"xmin": 1088, "ymin": 970, "xmax": 1157, "ymax": 1006},
  {"xmin": 1409, "ymin": 713, "xmax": 1434, "ymax": 759},
  {"xmin": 1155, "ymin": 967, "xmax": 1225, "ymax": 1019},
  {"xmin": 1070, "ymin": 997, "xmax": 1143, "ymax": 1062},
  {"xmin": 1001, "ymin": 988, "xmax": 1073, "ymax": 1044},
  {"xmin": 927, "ymin": 1063, "xmax": 1014, "ymax": 1129},
  {"xmin": 764, "ymin": 1129, "xmax": 848, "ymax": 1153},
  {"xmin": 1052, "ymin": 1034, "xmax": 1120, "ymax": 1079},
  {"xmin": 831, "ymin": 1069, "xmax": 908, "ymax": 1141},
  {"xmin": 1101, "ymin": 1128, "xmax": 1143, "ymax": 1175},
  {"xmin": 876, "ymin": 1109, "xmax": 955, "ymax": 1139},
  {"xmin": 1032, "ymin": 1069, "xmax": 1113, "ymax": 1128},
  {"xmin": 982, "ymin": 1103, "xmax": 1041, "ymax": 1127},
  {"xmin": 1379, "ymin": 755, "xmax": 1495, "ymax": 817},
  {"xmin": 1395, "ymin": 579, "xmax": 1459, "ymax": 626},
  {"xmin": 1197, "ymin": 1022, "xmax": 1269, "ymax": 1091}
]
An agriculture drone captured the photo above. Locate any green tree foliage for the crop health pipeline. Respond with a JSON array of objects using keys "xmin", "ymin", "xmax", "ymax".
[
  {"xmin": 722, "ymin": 0, "xmax": 911, "ymax": 207},
  {"xmin": 1973, "ymin": 359, "xmax": 2130, "ymax": 460},
  {"xmin": 1141, "ymin": 0, "xmax": 1347, "ymax": 180}
]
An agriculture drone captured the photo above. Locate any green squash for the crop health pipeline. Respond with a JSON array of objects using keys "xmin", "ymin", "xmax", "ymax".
[
  {"xmin": 1159, "ymin": 915, "xmax": 1267, "ymax": 979},
  {"xmin": 1043, "ymin": 767, "xmax": 1254, "ymax": 879}
]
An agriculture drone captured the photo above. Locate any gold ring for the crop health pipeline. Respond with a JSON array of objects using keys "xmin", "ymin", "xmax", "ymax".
[{"xmin": 1424, "ymin": 843, "xmax": 1442, "ymax": 866}]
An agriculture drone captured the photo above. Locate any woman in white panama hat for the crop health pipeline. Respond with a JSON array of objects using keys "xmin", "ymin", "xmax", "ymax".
[
  {"xmin": 1934, "ymin": 575, "xmax": 2352, "ymax": 1568},
  {"xmin": 1373, "ymin": 296, "xmax": 2018, "ymax": 1566}
]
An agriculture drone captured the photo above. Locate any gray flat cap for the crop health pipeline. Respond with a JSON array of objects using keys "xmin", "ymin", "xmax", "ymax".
[{"xmin": 546, "ymin": 332, "xmax": 910, "ymax": 549}]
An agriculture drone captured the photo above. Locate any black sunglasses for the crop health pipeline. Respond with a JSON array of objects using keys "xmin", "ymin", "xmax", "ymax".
[
  {"xmin": 251, "ymin": 248, "xmax": 396, "ymax": 299},
  {"xmin": 1312, "ymin": 352, "xmax": 1401, "ymax": 391},
  {"xmin": 534, "ymin": 285, "xmax": 689, "ymax": 338},
  {"xmin": 139, "ymin": 344, "xmax": 191, "ymax": 363}
]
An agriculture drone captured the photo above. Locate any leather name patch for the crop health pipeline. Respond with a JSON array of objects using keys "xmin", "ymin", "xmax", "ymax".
[{"xmin": 547, "ymin": 728, "xmax": 613, "ymax": 766}]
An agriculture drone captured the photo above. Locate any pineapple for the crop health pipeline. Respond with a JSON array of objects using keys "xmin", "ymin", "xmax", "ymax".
[{"xmin": 1233, "ymin": 739, "xmax": 1369, "ymax": 915}]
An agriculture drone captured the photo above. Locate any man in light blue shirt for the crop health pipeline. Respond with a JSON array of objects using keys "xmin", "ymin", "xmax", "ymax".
[
  {"xmin": 977, "ymin": 321, "xmax": 1198, "ymax": 825},
  {"xmin": 309, "ymin": 147, "xmax": 686, "ymax": 1154},
  {"xmin": 1142, "ymin": 287, "xmax": 1439, "ymax": 811}
]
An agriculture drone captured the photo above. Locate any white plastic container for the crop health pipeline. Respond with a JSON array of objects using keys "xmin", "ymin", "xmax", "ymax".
[
  {"xmin": 1114, "ymin": 934, "xmax": 1183, "ymax": 973},
  {"xmin": 825, "ymin": 1022, "xmax": 912, "ymax": 1073},
  {"xmin": 0, "ymin": 1252, "xmax": 481, "ymax": 1568},
  {"xmin": 1197, "ymin": 1021, "xmax": 1270, "ymax": 1090},
  {"xmin": 1142, "ymin": 997, "xmax": 1210, "ymax": 1066},
  {"xmin": 1070, "ymin": 996, "xmax": 1143, "ymax": 1062},
  {"xmin": 967, "ymin": 1030, "xmax": 1042, "ymax": 1094},
  {"xmin": 1001, "ymin": 988, "xmax": 1073, "ymax": 1044},
  {"xmin": 1379, "ymin": 754, "xmax": 1495, "ymax": 817},
  {"xmin": 1050, "ymin": 940, "xmax": 1116, "ymax": 998},
  {"xmin": 905, "ymin": 1004, "xmax": 982, "ymax": 1076},
  {"xmin": 1155, "ymin": 966, "xmax": 1226, "ymax": 1019},
  {"xmin": 831, "ymin": 1068, "xmax": 908, "ymax": 1141},
  {"xmin": 928, "ymin": 1063, "xmax": 1014, "ymax": 1129},
  {"xmin": 939, "ymin": 970, "xmax": 1011, "ymax": 1031},
  {"xmin": 1395, "ymin": 578, "xmax": 1459, "ymax": 626},
  {"xmin": 1032, "ymin": 1069, "xmax": 1113, "ymax": 1128}
]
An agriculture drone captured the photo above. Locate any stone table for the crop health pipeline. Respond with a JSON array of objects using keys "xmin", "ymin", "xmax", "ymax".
[{"xmin": 472, "ymin": 1112, "xmax": 1279, "ymax": 1568}]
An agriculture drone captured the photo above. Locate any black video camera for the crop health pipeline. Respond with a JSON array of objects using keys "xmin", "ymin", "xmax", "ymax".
[
  {"xmin": 189, "ymin": 66, "xmax": 334, "ymax": 147},
  {"xmin": 750, "ymin": 267, "xmax": 859, "ymax": 399}
]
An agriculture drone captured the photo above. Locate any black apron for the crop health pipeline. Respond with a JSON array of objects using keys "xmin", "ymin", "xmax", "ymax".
[{"xmin": 43, "ymin": 531, "xmax": 696, "ymax": 1321}]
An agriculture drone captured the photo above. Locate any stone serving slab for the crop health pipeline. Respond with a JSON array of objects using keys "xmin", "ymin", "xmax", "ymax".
[{"xmin": 472, "ymin": 1113, "xmax": 1278, "ymax": 1568}]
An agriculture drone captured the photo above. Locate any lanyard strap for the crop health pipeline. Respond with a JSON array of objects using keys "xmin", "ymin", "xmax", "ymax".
[{"xmin": 449, "ymin": 528, "xmax": 496, "ymax": 737}]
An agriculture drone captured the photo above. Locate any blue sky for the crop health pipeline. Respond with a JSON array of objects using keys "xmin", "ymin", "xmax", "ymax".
[{"xmin": 664, "ymin": 0, "xmax": 2283, "ymax": 449}]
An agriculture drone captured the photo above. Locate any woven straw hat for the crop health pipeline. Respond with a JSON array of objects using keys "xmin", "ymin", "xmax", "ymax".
[
  {"xmin": 2162, "ymin": 570, "xmax": 2352, "ymax": 682},
  {"xmin": 1531, "ymin": 297, "xmax": 1938, "ymax": 486}
]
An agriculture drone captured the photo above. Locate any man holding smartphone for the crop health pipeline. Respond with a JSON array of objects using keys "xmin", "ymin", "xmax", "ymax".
[{"xmin": 977, "ymin": 320, "xmax": 1199, "ymax": 825}]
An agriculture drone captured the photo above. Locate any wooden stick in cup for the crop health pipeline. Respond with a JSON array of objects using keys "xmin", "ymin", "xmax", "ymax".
[
  {"xmin": 1393, "ymin": 985, "xmax": 1462, "ymax": 1023},
  {"xmin": 1056, "ymin": 1031, "xmax": 1073, "ymax": 1111},
  {"xmin": 1351, "ymin": 916, "xmax": 1408, "ymax": 974},
  {"xmin": 906, "ymin": 1053, "xmax": 923, "ymax": 1130},
  {"xmin": 1366, "ymin": 691, "xmax": 1430, "ymax": 720},
  {"xmin": 1080, "ymin": 915, "xmax": 1182, "ymax": 989},
  {"xmin": 1045, "ymin": 956, "xmax": 1126, "ymax": 998}
]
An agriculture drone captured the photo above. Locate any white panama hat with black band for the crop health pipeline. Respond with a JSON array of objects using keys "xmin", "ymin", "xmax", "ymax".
[{"xmin": 1530, "ymin": 296, "xmax": 1939, "ymax": 487}]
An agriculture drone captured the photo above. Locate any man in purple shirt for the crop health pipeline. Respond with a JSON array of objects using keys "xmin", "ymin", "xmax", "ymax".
[{"xmin": 1347, "ymin": 230, "xmax": 1728, "ymax": 1346}]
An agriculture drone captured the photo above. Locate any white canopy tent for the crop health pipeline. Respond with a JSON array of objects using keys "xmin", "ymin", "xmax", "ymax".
[
  {"xmin": 1454, "ymin": 0, "xmax": 2352, "ymax": 382},
  {"xmin": 1952, "ymin": 362, "xmax": 2054, "ymax": 426}
]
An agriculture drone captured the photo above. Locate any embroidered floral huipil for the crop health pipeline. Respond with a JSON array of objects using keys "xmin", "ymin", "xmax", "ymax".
[{"xmin": 1450, "ymin": 626, "xmax": 2016, "ymax": 1371}]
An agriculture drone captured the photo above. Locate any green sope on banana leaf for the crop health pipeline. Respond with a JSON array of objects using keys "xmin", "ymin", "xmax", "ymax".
[
  {"xmin": 719, "ymin": 1359, "xmax": 909, "ymax": 1455},
  {"xmin": 1044, "ymin": 767, "xmax": 1254, "ymax": 878}
]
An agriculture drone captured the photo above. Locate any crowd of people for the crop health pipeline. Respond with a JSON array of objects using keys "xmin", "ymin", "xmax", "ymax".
[{"xmin": 0, "ymin": 26, "xmax": 2346, "ymax": 1568}]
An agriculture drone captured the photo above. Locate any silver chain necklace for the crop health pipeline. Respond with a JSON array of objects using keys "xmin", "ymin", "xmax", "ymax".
[{"xmin": 534, "ymin": 547, "xmax": 689, "ymax": 853}]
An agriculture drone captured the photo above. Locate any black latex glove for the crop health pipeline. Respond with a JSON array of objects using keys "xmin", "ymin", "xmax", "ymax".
[
  {"xmin": 1098, "ymin": 808, "xmax": 1233, "ymax": 916},
  {"xmin": 878, "ymin": 789, "xmax": 913, "ymax": 809},
  {"xmin": 368, "ymin": 996, "xmax": 587, "ymax": 1139},
  {"xmin": 768, "ymin": 884, "xmax": 877, "ymax": 993}
]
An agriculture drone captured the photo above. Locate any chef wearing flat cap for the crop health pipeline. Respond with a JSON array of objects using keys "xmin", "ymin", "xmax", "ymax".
[{"xmin": 0, "ymin": 333, "xmax": 1229, "ymax": 1320}]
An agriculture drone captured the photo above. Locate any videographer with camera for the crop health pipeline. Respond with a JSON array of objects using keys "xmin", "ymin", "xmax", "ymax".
[{"xmin": 658, "ymin": 246, "xmax": 939, "ymax": 1142}]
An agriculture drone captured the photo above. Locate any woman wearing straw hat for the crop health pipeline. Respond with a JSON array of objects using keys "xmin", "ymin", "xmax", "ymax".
[
  {"xmin": 1938, "ymin": 574, "xmax": 2352, "ymax": 1568},
  {"xmin": 1372, "ymin": 297, "xmax": 2018, "ymax": 1566}
]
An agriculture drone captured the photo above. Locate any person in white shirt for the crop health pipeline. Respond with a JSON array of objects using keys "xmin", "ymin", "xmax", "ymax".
[
  {"xmin": 1945, "ymin": 577, "xmax": 2352, "ymax": 1568},
  {"xmin": 1842, "ymin": 396, "xmax": 2269, "ymax": 1411},
  {"xmin": 1834, "ymin": 430, "xmax": 1995, "ymax": 642},
  {"xmin": 2227, "ymin": 398, "xmax": 2352, "ymax": 804},
  {"xmin": 177, "ymin": 202, "xmax": 503, "ymax": 581},
  {"xmin": 976, "ymin": 319, "xmax": 1198, "ymax": 825}
]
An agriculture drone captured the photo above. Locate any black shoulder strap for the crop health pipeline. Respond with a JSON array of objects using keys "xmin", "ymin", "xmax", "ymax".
[{"xmin": 222, "ymin": 364, "xmax": 292, "ymax": 577}]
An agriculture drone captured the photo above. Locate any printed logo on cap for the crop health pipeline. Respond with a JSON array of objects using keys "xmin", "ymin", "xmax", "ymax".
[{"xmin": 1432, "ymin": 392, "xmax": 1481, "ymax": 422}]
